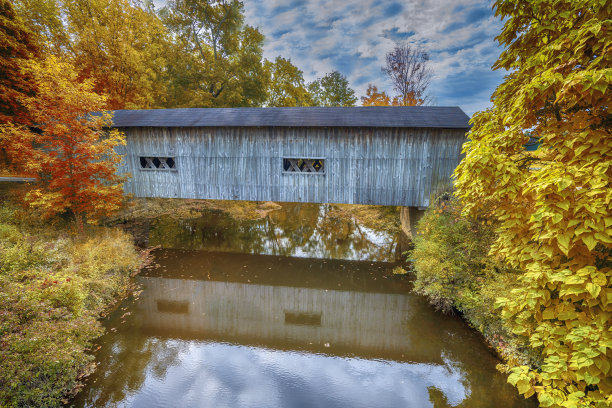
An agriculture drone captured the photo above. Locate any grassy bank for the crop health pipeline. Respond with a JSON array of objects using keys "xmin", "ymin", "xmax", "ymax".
[
  {"xmin": 0, "ymin": 198, "xmax": 141, "ymax": 407},
  {"xmin": 408, "ymin": 197, "xmax": 538, "ymax": 367}
]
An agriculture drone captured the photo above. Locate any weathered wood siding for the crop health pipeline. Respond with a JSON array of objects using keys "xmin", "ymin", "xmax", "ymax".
[
  {"xmin": 136, "ymin": 276, "xmax": 442, "ymax": 362},
  {"xmin": 117, "ymin": 126, "xmax": 466, "ymax": 207}
]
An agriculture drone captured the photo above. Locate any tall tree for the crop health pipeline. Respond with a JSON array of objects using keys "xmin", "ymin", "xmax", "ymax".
[
  {"xmin": 13, "ymin": 0, "xmax": 172, "ymax": 109},
  {"xmin": 231, "ymin": 25, "xmax": 269, "ymax": 107},
  {"xmin": 454, "ymin": 1, "xmax": 611, "ymax": 407},
  {"xmin": 382, "ymin": 43, "xmax": 433, "ymax": 106},
  {"xmin": 265, "ymin": 56, "xmax": 312, "ymax": 107},
  {"xmin": 160, "ymin": 0, "xmax": 267, "ymax": 107},
  {"xmin": 308, "ymin": 71, "xmax": 357, "ymax": 107},
  {"xmin": 0, "ymin": 0, "xmax": 40, "ymax": 124},
  {"xmin": 13, "ymin": 0, "xmax": 69, "ymax": 55},
  {"xmin": 65, "ymin": 0, "xmax": 170, "ymax": 109},
  {"xmin": 2, "ymin": 56, "xmax": 126, "ymax": 227}
]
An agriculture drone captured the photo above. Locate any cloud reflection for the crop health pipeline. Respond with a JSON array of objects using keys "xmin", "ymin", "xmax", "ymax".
[{"xmin": 128, "ymin": 342, "xmax": 468, "ymax": 408}]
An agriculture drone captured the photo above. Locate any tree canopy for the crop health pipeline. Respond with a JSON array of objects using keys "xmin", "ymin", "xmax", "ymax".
[
  {"xmin": 11, "ymin": 0, "xmax": 316, "ymax": 110},
  {"xmin": 14, "ymin": 0, "xmax": 171, "ymax": 109},
  {"xmin": 0, "ymin": 0, "xmax": 40, "ymax": 124},
  {"xmin": 454, "ymin": 1, "xmax": 611, "ymax": 406},
  {"xmin": 308, "ymin": 71, "xmax": 357, "ymax": 107},
  {"xmin": 362, "ymin": 43, "xmax": 435, "ymax": 108},
  {"xmin": 361, "ymin": 84, "xmax": 392, "ymax": 106},
  {"xmin": 160, "ymin": 0, "xmax": 269, "ymax": 107},
  {"xmin": 264, "ymin": 56, "xmax": 311, "ymax": 107}
]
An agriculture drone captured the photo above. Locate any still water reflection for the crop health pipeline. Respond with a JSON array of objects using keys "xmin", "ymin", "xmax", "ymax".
[
  {"xmin": 142, "ymin": 203, "xmax": 399, "ymax": 261},
  {"xmin": 72, "ymin": 204, "xmax": 533, "ymax": 407}
]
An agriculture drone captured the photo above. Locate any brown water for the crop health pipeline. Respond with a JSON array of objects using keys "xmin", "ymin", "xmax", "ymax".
[{"xmin": 71, "ymin": 203, "xmax": 534, "ymax": 408}]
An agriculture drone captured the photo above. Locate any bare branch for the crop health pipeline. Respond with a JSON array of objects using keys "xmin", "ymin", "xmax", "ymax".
[{"xmin": 382, "ymin": 43, "xmax": 433, "ymax": 106}]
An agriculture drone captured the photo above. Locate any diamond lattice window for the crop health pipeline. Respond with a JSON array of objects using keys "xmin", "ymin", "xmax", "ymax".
[
  {"xmin": 139, "ymin": 157, "xmax": 176, "ymax": 170},
  {"xmin": 283, "ymin": 158, "xmax": 325, "ymax": 174}
]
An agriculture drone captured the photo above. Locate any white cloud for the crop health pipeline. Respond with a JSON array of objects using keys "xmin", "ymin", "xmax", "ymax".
[{"xmin": 244, "ymin": 0, "xmax": 506, "ymax": 115}]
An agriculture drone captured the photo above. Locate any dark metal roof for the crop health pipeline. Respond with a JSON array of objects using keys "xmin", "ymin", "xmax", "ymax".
[{"xmin": 110, "ymin": 106, "xmax": 470, "ymax": 129}]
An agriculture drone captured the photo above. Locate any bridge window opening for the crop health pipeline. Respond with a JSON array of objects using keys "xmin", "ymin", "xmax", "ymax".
[
  {"xmin": 284, "ymin": 311, "xmax": 322, "ymax": 326},
  {"xmin": 139, "ymin": 156, "xmax": 176, "ymax": 170},
  {"xmin": 283, "ymin": 158, "xmax": 325, "ymax": 174},
  {"xmin": 156, "ymin": 300, "xmax": 189, "ymax": 314}
]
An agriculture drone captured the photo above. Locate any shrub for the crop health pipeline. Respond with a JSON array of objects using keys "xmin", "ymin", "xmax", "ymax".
[
  {"xmin": 0, "ymin": 204, "xmax": 141, "ymax": 407},
  {"xmin": 409, "ymin": 197, "xmax": 533, "ymax": 364}
]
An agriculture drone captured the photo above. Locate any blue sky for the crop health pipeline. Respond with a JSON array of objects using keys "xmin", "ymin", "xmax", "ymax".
[{"xmin": 242, "ymin": 0, "xmax": 507, "ymax": 116}]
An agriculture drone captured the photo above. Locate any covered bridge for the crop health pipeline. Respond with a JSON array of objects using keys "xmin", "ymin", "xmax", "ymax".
[{"xmin": 112, "ymin": 106, "xmax": 469, "ymax": 208}]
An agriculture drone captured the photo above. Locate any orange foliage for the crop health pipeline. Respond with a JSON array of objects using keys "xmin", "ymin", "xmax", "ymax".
[
  {"xmin": 361, "ymin": 84, "xmax": 423, "ymax": 107},
  {"xmin": 361, "ymin": 84, "xmax": 392, "ymax": 106},
  {"xmin": 0, "ymin": 0, "xmax": 40, "ymax": 124},
  {"xmin": 1, "ymin": 55, "xmax": 126, "ymax": 225},
  {"xmin": 393, "ymin": 92, "xmax": 424, "ymax": 106}
]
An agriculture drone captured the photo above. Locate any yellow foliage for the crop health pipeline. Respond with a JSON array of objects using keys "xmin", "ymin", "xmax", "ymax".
[
  {"xmin": 455, "ymin": 1, "xmax": 611, "ymax": 406},
  {"xmin": 0, "ymin": 203, "xmax": 141, "ymax": 406}
]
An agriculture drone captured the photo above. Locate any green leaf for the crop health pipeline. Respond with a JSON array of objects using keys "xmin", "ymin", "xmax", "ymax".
[
  {"xmin": 507, "ymin": 372, "xmax": 520, "ymax": 385},
  {"xmin": 557, "ymin": 233, "xmax": 571, "ymax": 254},
  {"xmin": 538, "ymin": 393, "xmax": 555, "ymax": 407},
  {"xmin": 584, "ymin": 371, "xmax": 600, "ymax": 384},
  {"xmin": 556, "ymin": 200, "xmax": 570, "ymax": 211},
  {"xmin": 516, "ymin": 379, "xmax": 531, "ymax": 394},
  {"xmin": 542, "ymin": 307, "xmax": 556, "ymax": 320},
  {"xmin": 592, "ymin": 81, "xmax": 607, "ymax": 93},
  {"xmin": 594, "ymin": 232, "xmax": 612, "ymax": 244},
  {"xmin": 591, "ymin": 272, "xmax": 607, "ymax": 286},
  {"xmin": 582, "ymin": 234, "xmax": 597, "ymax": 251},
  {"xmin": 586, "ymin": 283, "xmax": 601, "ymax": 298}
]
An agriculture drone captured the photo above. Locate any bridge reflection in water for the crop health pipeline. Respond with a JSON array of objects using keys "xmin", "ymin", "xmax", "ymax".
[
  {"xmin": 73, "ymin": 250, "xmax": 533, "ymax": 408},
  {"xmin": 138, "ymin": 276, "xmax": 430, "ymax": 363}
]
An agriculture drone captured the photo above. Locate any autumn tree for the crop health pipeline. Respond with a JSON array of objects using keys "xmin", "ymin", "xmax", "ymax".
[
  {"xmin": 230, "ymin": 25, "xmax": 269, "ymax": 107},
  {"xmin": 13, "ymin": 0, "xmax": 172, "ymax": 109},
  {"xmin": 0, "ymin": 0, "xmax": 40, "ymax": 124},
  {"xmin": 160, "ymin": 0, "xmax": 268, "ymax": 107},
  {"xmin": 454, "ymin": 1, "xmax": 611, "ymax": 407},
  {"xmin": 265, "ymin": 56, "xmax": 312, "ymax": 107},
  {"xmin": 308, "ymin": 71, "xmax": 357, "ymax": 107},
  {"xmin": 1, "ymin": 56, "xmax": 126, "ymax": 227},
  {"xmin": 65, "ymin": 0, "xmax": 170, "ymax": 109},
  {"xmin": 361, "ymin": 84, "xmax": 414, "ymax": 107},
  {"xmin": 382, "ymin": 43, "xmax": 433, "ymax": 106},
  {"xmin": 361, "ymin": 84, "xmax": 392, "ymax": 106},
  {"xmin": 12, "ymin": 0, "xmax": 309, "ymax": 110},
  {"xmin": 0, "ymin": 0, "xmax": 41, "ymax": 172},
  {"xmin": 13, "ymin": 0, "xmax": 69, "ymax": 55}
]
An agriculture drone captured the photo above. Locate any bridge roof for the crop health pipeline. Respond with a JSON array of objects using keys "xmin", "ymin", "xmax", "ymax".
[{"xmin": 111, "ymin": 106, "xmax": 470, "ymax": 129}]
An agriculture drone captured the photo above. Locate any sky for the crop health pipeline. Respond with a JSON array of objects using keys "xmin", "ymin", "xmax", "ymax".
[{"xmin": 241, "ymin": 0, "xmax": 507, "ymax": 116}]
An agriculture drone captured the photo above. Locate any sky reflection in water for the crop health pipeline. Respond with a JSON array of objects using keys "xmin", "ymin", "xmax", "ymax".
[
  {"xmin": 73, "ymin": 204, "xmax": 534, "ymax": 408},
  {"xmin": 118, "ymin": 342, "xmax": 467, "ymax": 408}
]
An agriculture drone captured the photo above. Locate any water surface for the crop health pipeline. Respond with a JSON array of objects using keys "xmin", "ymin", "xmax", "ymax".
[{"xmin": 72, "ymin": 203, "xmax": 533, "ymax": 407}]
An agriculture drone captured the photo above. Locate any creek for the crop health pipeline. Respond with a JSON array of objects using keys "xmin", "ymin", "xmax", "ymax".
[{"xmin": 71, "ymin": 203, "xmax": 533, "ymax": 408}]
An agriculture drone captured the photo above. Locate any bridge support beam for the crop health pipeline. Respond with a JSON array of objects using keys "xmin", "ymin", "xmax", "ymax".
[{"xmin": 399, "ymin": 206, "xmax": 426, "ymax": 241}]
